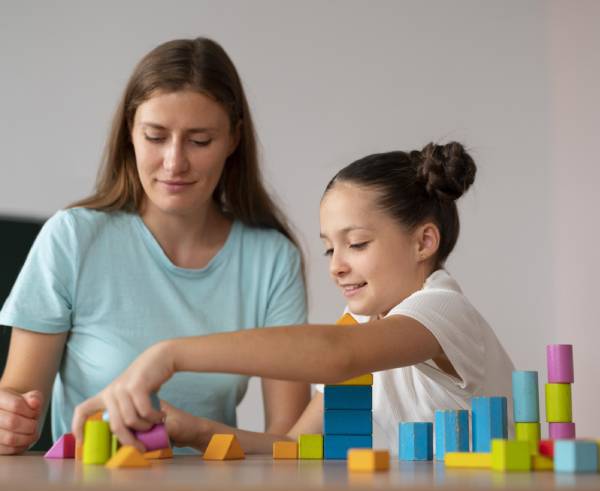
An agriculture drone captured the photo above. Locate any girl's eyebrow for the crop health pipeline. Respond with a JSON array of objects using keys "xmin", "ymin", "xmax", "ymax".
[
  {"xmin": 320, "ymin": 226, "xmax": 372, "ymax": 238},
  {"xmin": 140, "ymin": 122, "xmax": 214, "ymax": 133}
]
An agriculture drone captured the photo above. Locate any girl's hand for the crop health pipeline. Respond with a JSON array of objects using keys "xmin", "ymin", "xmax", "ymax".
[
  {"xmin": 71, "ymin": 341, "xmax": 175, "ymax": 451},
  {"xmin": 0, "ymin": 389, "xmax": 43, "ymax": 455},
  {"xmin": 160, "ymin": 400, "xmax": 211, "ymax": 450}
]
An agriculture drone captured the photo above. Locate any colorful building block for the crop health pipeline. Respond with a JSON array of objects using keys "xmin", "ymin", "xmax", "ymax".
[
  {"xmin": 546, "ymin": 344, "xmax": 574, "ymax": 383},
  {"xmin": 512, "ymin": 371, "xmax": 539, "ymax": 422},
  {"xmin": 111, "ymin": 434, "xmax": 120, "ymax": 457},
  {"xmin": 347, "ymin": 449, "xmax": 389, "ymax": 472},
  {"xmin": 324, "ymin": 410, "xmax": 372, "ymax": 435},
  {"xmin": 75, "ymin": 444, "xmax": 83, "ymax": 461},
  {"xmin": 549, "ymin": 422, "xmax": 576, "ymax": 439},
  {"xmin": 144, "ymin": 447, "xmax": 173, "ymax": 459},
  {"xmin": 515, "ymin": 422, "xmax": 541, "ymax": 455},
  {"xmin": 105, "ymin": 445, "xmax": 151, "ymax": 468},
  {"xmin": 399, "ymin": 422, "xmax": 433, "ymax": 461},
  {"xmin": 490, "ymin": 439, "xmax": 531, "ymax": 472},
  {"xmin": 82, "ymin": 420, "xmax": 111, "ymax": 465},
  {"xmin": 444, "ymin": 452, "xmax": 492, "ymax": 469},
  {"xmin": 554, "ymin": 440, "xmax": 598, "ymax": 473},
  {"xmin": 135, "ymin": 423, "xmax": 170, "ymax": 451},
  {"xmin": 203, "ymin": 434, "xmax": 245, "ymax": 460},
  {"xmin": 324, "ymin": 386, "xmax": 372, "ymax": 410},
  {"xmin": 338, "ymin": 374, "xmax": 374, "ymax": 386},
  {"xmin": 298, "ymin": 434, "xmax": 323, "ymax": 459},
  {"xmin": 273, "ymin": 441, "xmax": 298, "ymax": 459},
  {"xmin": 532, "ymin": 455, "xmax": 553, "ymax": 471},
  {"xmin": 539, "ymin": 439, "xmax": 554, "ymax": 458},
  {"xmin": 336, "ymin": 313, "xmax": 358, "ymax": 325},
  {"xmin": 545, "ymin": 384, "xmax": 572, "ymax": 422},
  {"xmin": 45, "ymin": 433, "xmax": 75, "ymax": 459},
  {"xmin": 435, "ymin": 410, "xmax": 469, "ymax": 460},
  {"xmin": 471, "ymin": 396, "xmax": 507, "ymax": 452},
  {"xmin": 324, "ymin": 435, "xmax": 372, "ymax": 460}
]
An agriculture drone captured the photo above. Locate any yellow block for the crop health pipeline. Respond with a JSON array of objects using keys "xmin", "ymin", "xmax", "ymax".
[
  {"xmin": 203, "ymin": 434, "xmax": 245, "ymax": 460},
  {"xmin": 144, "ymin": 447, "xmax": 173, "ymax": 459},
  {"xmin": 515, "ymin": 422, "xmax": 541, "ymax": 455},
  {"xmin": 273, "ymin": 441, "xmax": 298, "ymax": 459},
  {"xmin": 106, "ymin": 446, "xmax": 151, "ymax": 468},
  {"xmin": 532, "ymin": 455, "xmax": 553, "ymax": 471},
  {"xmin": 545, "ymin": 383, "xmax": 572, "ymax": 422},
  {"xmin": 445, "ymin": 452, "xmax": 492, "ymax": 469},
  {"xmin": 347, "ymin": 449, "xmax": 390, "ymax": 472},
  {"xmin": 336, "ymin": 313, "xmax": 358, "ymax": 326},
  {"xmin": 338, "ymin": 374, "xmax": 374, "ymax": 386},
  {"xmin": 491, "ymin": 439, "xmax": 531, "ymax": 472}
]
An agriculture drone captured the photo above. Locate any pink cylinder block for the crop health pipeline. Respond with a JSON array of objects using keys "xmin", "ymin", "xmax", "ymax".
[
  {"xmin": 546, "ymin": 344, "xmax": 574, "ymax": 383},
  {"xmin": 135, "ymin": 423, "xmax": 170, "ymax": 451},
  {"xmin": 549, "ymin": 422, "xmax": 576, "ymax": 439}
]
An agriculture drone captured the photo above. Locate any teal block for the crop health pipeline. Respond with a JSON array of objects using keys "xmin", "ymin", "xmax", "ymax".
[
  {"xmin": 554, "ymin": 440, "xmax": 598, "ymax": 473},
  {"xmin": 472, "ymin": 396, "xmax": 507, "ymax": 452},
  {"xmin": 324, "ymin": 410, "xmax": 372, "ymax": 435},
  {"xmin": 435, "ymin": 409, "xmax": 469, "ymax": 460},
  {"xmin": 324, "ymin": 386, "xmax": 372, "ymax": 410},
  {"xmin": 512, "ymin": 371, "xmax": 540, "ymax": 423},
  {"xmin": 324, "ymin": 435, "xmax": 372, "ymax": 460},
  {"xmin": 399, "ymin": 422, "xmax": 433, "ymax": 461}
]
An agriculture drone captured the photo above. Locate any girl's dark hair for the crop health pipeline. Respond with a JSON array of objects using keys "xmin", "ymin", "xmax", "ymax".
[{"xmin": 324, "ymin": 142, "xmax": 477, "ymax": 266}]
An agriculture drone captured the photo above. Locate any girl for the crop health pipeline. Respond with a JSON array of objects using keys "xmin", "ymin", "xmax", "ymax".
[{"xmin": 73, "ymin": 142, "xmax": 514, "ymax": 454}]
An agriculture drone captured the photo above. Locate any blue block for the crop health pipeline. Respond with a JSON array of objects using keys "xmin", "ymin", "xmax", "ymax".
[
  {"xmin": 512, "ymin": 371, "xmax": 539, "ymax": 423},
  {"xmin": 324, "ymin": 386, "xmax": 372, "ymax": 410},
  {"xmin": 399, "ymin": 422, "xmax": 433, "ymax": 461},
  {"xmin": 554, "ymin": 440, "xmax": 599, "ymax": 473},
  {"xmin": 471, "ymin": 396, "xmax": 507, "ymax": 452},
  {"xmin": 324, "ymin": 410, "xmax": 372, "ymax": 435},
  {"xmin": 435, "ymin": 410, "xmax": 469, "ymax": 460},
  {"xmin": 324, "ymin": 435, "xmax": 372, "ymax": 460}
]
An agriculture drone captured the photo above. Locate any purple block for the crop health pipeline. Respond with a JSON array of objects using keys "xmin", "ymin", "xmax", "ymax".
[
  {"xmin": 135, "ymin": 423, "xmax": 170, "ymax": 451},
  {"xmin": 44, "ymin": 433, "xmax": 75, "ymax": 459},
  {"xmin": 549, "ymin": 422, "xmax": 576, "ymax": 439},
  {"xmin": 547, "ymin": 344, "xmax": 574, "ymax": 383}
]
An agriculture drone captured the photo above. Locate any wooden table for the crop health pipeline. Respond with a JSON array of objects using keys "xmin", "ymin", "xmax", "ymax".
[{"xmin": 1, "ymin": 454, "xmax": 599, "ymax": 490}]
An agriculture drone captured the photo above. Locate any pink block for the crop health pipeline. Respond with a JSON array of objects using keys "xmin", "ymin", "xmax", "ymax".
[
  {"xmin": 549, "ymin": 422, "xmax": 576, "ymax": 439},
  {"xmin": 135, "ymin": 423, "xmax": 170, "ymax": 451},
  {"xmin": 44, "ymin": 433, "xmax": 75, "ymax": 459},
  {"xmin": 547, "ymin": 344, "xmax": 574, "ymax": 383}
]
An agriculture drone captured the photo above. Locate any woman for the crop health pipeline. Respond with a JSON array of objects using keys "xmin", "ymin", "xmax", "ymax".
[{"xmin": 0, "ymin": 37, "xmax": 310, "ymax": 455}]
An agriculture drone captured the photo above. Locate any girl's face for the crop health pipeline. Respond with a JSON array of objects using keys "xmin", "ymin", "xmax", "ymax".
[
  {"xmin": 320, "ymin": 181, "xmax": 431, "ymax": 317},
  {"xmin": 131, "ymin": 89, "xmax": 238, "ymax": 219}
]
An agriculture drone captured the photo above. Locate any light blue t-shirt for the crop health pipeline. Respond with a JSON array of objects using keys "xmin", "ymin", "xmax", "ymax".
[{"xmin": 0, "ymin": 208, "xmax": 307, "ymax": 443}]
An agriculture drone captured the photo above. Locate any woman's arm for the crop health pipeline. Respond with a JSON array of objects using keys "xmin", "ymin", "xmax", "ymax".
[{"xmin": 0, "ymin": 328, "xmax": 67, "ymax": 455}]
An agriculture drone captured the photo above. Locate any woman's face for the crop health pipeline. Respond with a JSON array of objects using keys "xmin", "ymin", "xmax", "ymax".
[
  {"xmin": 319, "ymin": 181, "xmax": 426, "ymax": 317},
  {"xmin": 131, "ymin": 89, "xmax": 238, "ymax": 219}
]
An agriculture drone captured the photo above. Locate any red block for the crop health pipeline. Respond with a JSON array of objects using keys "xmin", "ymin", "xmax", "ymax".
[{"xmin": 539, "ymin": 439, "xmax": 554, "ymax": 458}]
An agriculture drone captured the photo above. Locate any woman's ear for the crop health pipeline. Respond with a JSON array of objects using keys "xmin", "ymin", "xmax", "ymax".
[{"xmin": 415, "ymin": 222, "xmax": 440, "ymax": 262}]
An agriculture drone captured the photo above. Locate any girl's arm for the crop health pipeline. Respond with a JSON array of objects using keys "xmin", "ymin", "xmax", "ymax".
[{"xmin": 261, "ymin": 378, "xmax": 311, "ymax": 435}]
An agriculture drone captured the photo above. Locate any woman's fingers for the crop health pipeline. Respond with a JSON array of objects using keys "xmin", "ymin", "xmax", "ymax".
[
  {"xmin": 0, "ymin": 409, "xmax": 38, "ymax": 435},
  {"xmin": 0, "ymin": 389, "xmax": 39, "ymax": 419},
  {"xmin": 104, "ymin": 394, "xmax": 145, "ymax": 453},
  {"xmin": 115, "ymin": 387, "xmax": 153, "ymax": 432}
]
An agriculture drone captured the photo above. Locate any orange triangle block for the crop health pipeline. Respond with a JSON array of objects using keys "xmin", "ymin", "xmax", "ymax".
[
  {"xmin": 106, "ymin": 445, "xmax": 151, "ymax": 468},
  {"xmin": 144, "ymin": 447, "xmax": 173, "ymax": 459},
  {"xmin": 203, "ymin": 434, "xmax": 245, "ymax": 460},
  {"xmin": 336, "ymin": 313, "xmax": 358, "ymax": 326}
]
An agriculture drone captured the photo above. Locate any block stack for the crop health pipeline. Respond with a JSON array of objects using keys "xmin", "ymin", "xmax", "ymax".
[
  {"xmin": 545, "ymin": 344, "xmax": 575, "ymax": 440},
  {"xmin": 512, "ymin": 371, "xmax": 540, "ymax": 454}
]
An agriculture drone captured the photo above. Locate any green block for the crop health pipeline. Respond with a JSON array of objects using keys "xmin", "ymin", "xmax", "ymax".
[
  {"xmin": 83, "ymin": 420, "xmax": 111, "ymax": 465},
  {"xmin": 111, "ymin": 434, "xmax": 121, "ymax": 457},
  {"xmin": 515, "ymin": 422, "xmax": 540, "ymax": 455},
  {"xmin": 491, "ymin": 439, "xmax": 532, "ymax": 472},
  {"xmin": 545, "ymin": 383, "xmax": 572, "ymax": 422},
  {"xmin": 298, "ymin": 434, "xmax": 323, "ymax": 459}
]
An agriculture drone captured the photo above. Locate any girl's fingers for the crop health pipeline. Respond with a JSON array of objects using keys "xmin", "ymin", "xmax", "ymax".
[
  {"xmin": 131, "ymin": 391, "xmax": 164, "ymax": 427},
  {"xmin": 115, "ymin": 388, "xmax": 153, "ymax": 432},
  {"xmin": 105, "ymin": 395, "xmax": 145, "ymax": 453},
  {"xmin": 0, "ymin": 409, "xmax": 38, "ymax": 435},
  {"xmin": 71, "ymin": 395, "xmax": 104, "ymax": 443}
]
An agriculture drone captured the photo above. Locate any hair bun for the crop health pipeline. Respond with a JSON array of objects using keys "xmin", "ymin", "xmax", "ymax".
[{"xmin": 416, "ymin": 142, "xmax": 476, "ymax": 201}]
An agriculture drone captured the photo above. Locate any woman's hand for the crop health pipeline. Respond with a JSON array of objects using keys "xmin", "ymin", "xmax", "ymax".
[
  {"xmin": 160, "ymin": 401, "xmax": 213, "ymax": 450},
  {"xmin": 0, "ymin": 389, "xmax": 43, "ymax": 455},
  {"xmin": 71, "ymin": 341, "xmax": 176, "ymax": 451}
]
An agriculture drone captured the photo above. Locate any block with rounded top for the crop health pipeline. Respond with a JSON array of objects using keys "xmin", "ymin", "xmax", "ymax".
[
  {"xmin": 546, "ymin": 344, "xmax": 574, "ymax": 383},
  {"xmin": 549, "ymin": 422, "xmax": 576, "ymax": 439},
  {"xmin": 545, "ymin": 384, "xmax": 572, "ymax": 422},
  {"xmin": 135, "ymin": 423, "xmax": 170, "ymax": 452},
  {"xmin": 347, "ymin": 449, "xmax": 389, "ymax": 472},
  {"xmin": 515, "ymin": 422, "xmax": 541, "ymax": 455},
  {"xmin": 83, "ymin": 420, "xmax": 111, "ymax": 465},
  {"xmin": 512, "ymin": 371, "xmax": 539, "ymax": 422}
]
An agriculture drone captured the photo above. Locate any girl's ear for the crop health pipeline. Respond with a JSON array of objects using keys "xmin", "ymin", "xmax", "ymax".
[{"xmin": 415, "ymin": 222, "xmax": 440, "ymax": 262}]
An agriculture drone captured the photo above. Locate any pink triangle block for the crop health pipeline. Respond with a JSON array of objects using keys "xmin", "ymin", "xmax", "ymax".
[{"xmin": 44, "ymin": 433, "xmax": 76, "ymax": 459}]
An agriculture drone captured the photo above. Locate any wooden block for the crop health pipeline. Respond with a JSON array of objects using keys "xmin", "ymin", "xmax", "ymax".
[
  {"xmin": 546, "ymin": 344, "xmax": 574, "ymax": 383},
  {"xmin": 273, "ymin": 441, "xmax": 298, "ymax": 459},
  {"xmin": 515, "ymin": 422, "xmax": 541, "ymax": 455},
  {"xmin": 471, "ymin": 396, "xmax": 508, "ymax": 452},
  {"xmin": 203, "ymin": 434, "xmax": 245, "ymax": 460},
  {"xmin": 399, "ymin": 422, "xmax": 433, "ymax": 461},
  {"xmin": 324, "ymin": 386, "xmax": 372, "ymax": 410},
  {"xmin": 347, "ymin": 449, "xmax": 389, "ymax": 472},
  {"xmin": 45, "ymin": 433, "xmax": 76, "ymax": 459},
  {"xmin": 144, "ymin": 447, "xmax": 173, "ymax": 459},
  {"xmin": 435, "ymin": 410, "xmax": 469, "ymax": 460},
  {"xmin": 82, "ymin": 420, "xmax": 111, "ymax": 465},
  {"xmin": 111, "ymin": 434, "xmax": 120, "ymax": 457},
  {"xmin": 324, "ymin": 435, "xmax": 372, "ymax": 460},
  {"xmin": 491, "ymin": 439, "xmax": 531, "ymax": 472},
  {"xmin": 554, "ymin": 440, "xmax": 598, "ymax": 473},
  {"xmin": 336, "ymin": 313, "xmax": 358, "ymax": 325},
  {"xmin": 298, "ymin": 434, "xmax": 323, "ymax": 459},
  {"xmin": 539, "ymin": 439, "xmax": 554, "ymax": 458},
  {"xmin": 88, "ymin": 410, "xmax": 104, "ymax": 421},
  {"xmin": 445, "ymin": 452, "xmax": 492, "ymax": 469},
  {"xmin": 532, "ymin": 454, "xmax": 553, "ymax": 471},
  {"xmin": 338, "ymin": 374, "xmax": 373, "ymax": 386},
  {"xmin": 324, "ymin": 410, "xmax": 372, "ymax": 435},
  {"xmin": 549, "ymin": 422, "xmax": 576, "ymax": 439},
  {"xmin": 512, "ymin": 371, "xmax": 539, "ymax": 422},
  {"xmin": 545, "ymin": 383, "xmax": 572, "ymax": 422},
  {"xmin": 75, "ymin": 444, "xmax": 83, "ymax": 461},
  {"xmin": 106, "ymin": 445, "xmax": 151, "ymax": 468},
  {"xmin": 135, "ymin": 423, "xmax": 170, "ymax": 452}
]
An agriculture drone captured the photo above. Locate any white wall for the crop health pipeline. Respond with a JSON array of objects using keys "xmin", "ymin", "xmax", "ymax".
[{"xmin": 1, "ymin": 1, "xmax": 598, "ymax": 437}]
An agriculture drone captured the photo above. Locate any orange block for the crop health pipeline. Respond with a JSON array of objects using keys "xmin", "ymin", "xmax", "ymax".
[
  {"xmin": 106, "ymin": 446, "xmax": 151, "ymax": 468},
  {"xmin": 273, "ymin": 441, "xmax": 298, "ymax": 459},
  {"xmin": 336, "ymin": 313, "xmax": 358, "ymax": 326},
  {"xmin": 75, "ymin": 444, "xmax": 83, "ymax": 461},
  {"xmin": 348, "ymin": 449, "xmax": 390, "ymax": 472},
  {"xmin": 203, "ymin": 434, "xmax": 245, "ymax": 460},
  {"xmin": 532, "ymin": 454, "xmax": 553, "ymax": 471},
  {"xmin": 144, "ymin": 447, "xmax": 173, "ymax": 460},
  {"xmin": 88, "ymin": 410, "xmax": 104, "ymax": 421}
]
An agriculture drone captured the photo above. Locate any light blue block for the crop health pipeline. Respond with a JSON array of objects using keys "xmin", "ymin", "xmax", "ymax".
[
  {"xmin": 512, "ymin": 371, "xmax": 539, "ymax": 423},
  {"xmin": 554, "ymin": 440, "xmax": 599, "ymax": 473},
  {"xmin": 399, "ymin": 422, "xmax": 433, "ymax": 461},
  {"xmin": 324, "ymin": 435, "xmax": 372, "ymax": 460},
  {"xmin": 435, "ymin": 409, "xmax": 469, "ymax": 460},
  {"xmin": 324, "ymin": 386, "xmax": 372, "ymax": 410},
  {"xmin": 324, "ymin": 410, "xmax": 372, "ymax": 435},
  {"xmin": 471, "ymin": 396, "xmax": 507, "ymax": 452}
]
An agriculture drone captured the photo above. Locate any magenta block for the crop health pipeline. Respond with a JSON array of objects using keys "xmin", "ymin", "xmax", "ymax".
[
  {"xmin": 135, "ymin": 423, "xmax": 170, "ymax": 451},
  {"xmin": 549, "ymin": 422, "xmax": 576, "ymax": 439},
  {"xmin": 44, "ymin": 433, "xmax": 75, "ymax": 459},
  {"xmin": 547, "ymin": 344, "xmax": 574, "ymax": 383}
]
